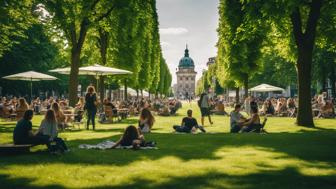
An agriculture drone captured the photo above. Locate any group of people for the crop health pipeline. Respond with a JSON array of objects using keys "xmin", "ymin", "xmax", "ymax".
[
  {"xmin": 13, "ymin": 109, "xmax": 68, "ymax": 153},
  {"xmin": 241, "ymin": 92, "xmax": 335, "ymax": 118}
]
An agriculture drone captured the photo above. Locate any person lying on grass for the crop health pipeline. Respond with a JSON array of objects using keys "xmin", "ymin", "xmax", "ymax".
[
  {"xmin": 109, "ymin": 125, "xmax": 156, "ymax": 149},
  {"xmin": 173, "ymin": 109, "xmax": 206, "ymax": 133}
]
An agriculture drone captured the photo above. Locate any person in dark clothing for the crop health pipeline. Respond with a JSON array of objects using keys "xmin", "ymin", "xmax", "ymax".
[
  {"xmin": 173, "ymin": 110, "xmax": 206, "ymax": 133},
  {"xmin": 13, "ymin": 110, "xmax": 50, "ymax": 148},
  {"xmin": 84, "ymin": 86, "xmax": 98, "ymax": 130},
  {"xmin": 109, "ymin": 125, "xmax": 145, "ymax": 149}
]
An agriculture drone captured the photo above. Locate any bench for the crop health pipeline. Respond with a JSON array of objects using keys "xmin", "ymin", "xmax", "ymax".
[{"xmin": 0, "ymin": 144, "xmax": 32, "ymax": 155}]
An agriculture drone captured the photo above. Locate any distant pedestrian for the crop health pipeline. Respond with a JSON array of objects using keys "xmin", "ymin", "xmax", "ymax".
[
  {"xmin": 198, "ymin": 91, "xmax": 213, "ymax": 126},
  {"xmin": 84, "ymin": 86, "xmax": 98, "ymax": 130}
]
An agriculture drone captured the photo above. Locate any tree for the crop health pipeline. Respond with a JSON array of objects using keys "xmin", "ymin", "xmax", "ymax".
[
  {"xmin": 41, "ymin": 0, "xmax": 123, "ymax": 106},
  {"xmin": 241, "ymin": 0, "xmax": 332, "ymax": 127},
  {"xmin": 0, "ymin": 24, "xmax": 66, "ymax": 96},
  {"xmin": 0, "ymin": 0, "xmax": 35, "ymax": 57},
  {"xmin": 216, "ymin": 0, "xmax": 265, "ymax": 99}
]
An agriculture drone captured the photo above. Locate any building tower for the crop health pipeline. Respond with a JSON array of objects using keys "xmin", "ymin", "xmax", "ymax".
[{"xmin": 175, "ymin": 45, "xmax": 197, "ymax": 99}]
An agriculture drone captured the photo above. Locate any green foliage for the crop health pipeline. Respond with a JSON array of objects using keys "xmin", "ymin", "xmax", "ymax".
[
  {"xmin": 216, "ymin": 0, "xmax": 266, "ymax": 90},
  {"xmin": 0, "ymin": 0, "xmax": 36, "ymax": 57},
  {"xmin": 0, "ymin": 24, "xmax": 67, "ymax": 96}
]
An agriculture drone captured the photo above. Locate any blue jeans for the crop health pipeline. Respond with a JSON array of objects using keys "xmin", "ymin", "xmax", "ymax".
[{"xmin": 86, "ymin": 109, "xmax": 96, "ymax": 130}]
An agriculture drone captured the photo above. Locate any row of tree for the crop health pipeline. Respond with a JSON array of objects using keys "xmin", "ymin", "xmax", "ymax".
[
  {"xmin": 0, "ymin": 0, "xmax": 172, "ymax": 105},
  {"xmin": 199, "ymin": 0, "xmax": 336, "ymax": 127}
]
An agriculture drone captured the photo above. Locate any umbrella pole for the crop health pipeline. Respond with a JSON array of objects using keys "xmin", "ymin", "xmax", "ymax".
[{"xmin": 30, "ymin": 78, "xmax": 33, "ymax": 101}]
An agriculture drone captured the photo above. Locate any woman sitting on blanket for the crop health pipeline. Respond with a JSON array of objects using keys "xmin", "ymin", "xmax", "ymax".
[
  {"xmin": 110, "ymin": 125, "xmax": 146, "ymax": 149},
  {"xmin": 38, "ymin": 109, "xmax": 68, "ymax": 153},
  {"xmin": 138, "ymin": 108, "xmax": 155, "ymax": 133}
]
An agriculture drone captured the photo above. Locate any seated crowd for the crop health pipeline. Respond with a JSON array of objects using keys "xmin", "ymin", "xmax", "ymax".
[{"xmin": 241, "ymin": 93, "xmax": 335, "ymax": 118}]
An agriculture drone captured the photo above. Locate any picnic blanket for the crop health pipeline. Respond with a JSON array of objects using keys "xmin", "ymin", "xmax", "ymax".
[{"xmin": 78, "ymin": 140, "xmax": 158, "ymax": 150}]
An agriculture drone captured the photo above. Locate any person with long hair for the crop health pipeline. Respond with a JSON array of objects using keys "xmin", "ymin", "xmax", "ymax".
[
  {"xmin": 138, "ymin": 108, "xmax": 155, "ymax": 133},
  {"xmin": 84, "ymin": 86, "xmax": 98, "ymax": 130},
  {"xmin": 13, "ymin": 110, "xmax": 50, "ymax": 147},
  {"xmin": 51, "ymin": 102, "xmax": 66, "ymax": 129},
  {"xmin": 16, "ymin": 97, "xmax": 29, "ymax": 120},
  {"xmin": 109, "ymin": 125, "xmax": 144, "ymax": 149},
  {"xmin": 240, "ymin": 106, "xmax": 267, "ymax": 133},
  {"xmin": 74, "ymin": 97, "xmax": 85, "ymax": 122},
  {"xmin": 38, "ymin": 109, "xmax": 68, "ymax": 152}
]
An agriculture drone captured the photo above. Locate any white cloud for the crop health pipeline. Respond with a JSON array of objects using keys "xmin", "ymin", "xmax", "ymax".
[
  {"xmin": 159, "ymin": 27, "xmax": 188, "ymax": 35},
  {"xmin": 160, "ymin": 41, "xmax": 171, "ymax": 47}
]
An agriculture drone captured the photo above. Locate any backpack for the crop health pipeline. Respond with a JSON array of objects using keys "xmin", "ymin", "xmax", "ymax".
[{"xmin": 198, "ymin": 94, "xmax": 204, "ymax": 107}]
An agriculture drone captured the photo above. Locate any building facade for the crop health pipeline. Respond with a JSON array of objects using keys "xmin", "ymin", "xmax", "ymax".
[{"xmin": 175, "ymin": 46, "xmax": 197, "ymax": 99}]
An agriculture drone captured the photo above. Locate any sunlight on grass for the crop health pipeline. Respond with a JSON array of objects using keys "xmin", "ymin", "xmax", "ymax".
[{"xmin": 0, "ymin": 102, "xmax": 335, "ymax": 188}]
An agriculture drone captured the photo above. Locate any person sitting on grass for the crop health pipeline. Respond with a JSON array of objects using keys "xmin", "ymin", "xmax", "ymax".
[
  {"xmin": 138, "ymin": 108, "xmax": 155, "ymax": 133},
  {"xmin": 229, "ymin": 104, "xmax": 247, "ymax": 133},
  {"xmin": 240, "ymin": 106, "xmax": 267, "ymax": 133},
  {"xmin": 51, "ymin": 102, "xmax": 66, "ymax": 129},
  {"xmin": 13, "ymin": 110, "xmax": 50, "ymax": 148},
  {"xmin": 109, "ymin": 125, "xmax": 155, "ymax": 149},
  {"xmin": 37, "ymin": 109, "xmax": 68, "ymax": 153},
  {"xmin": 173, "ymin": 109, "xmax": 206, "ymax": 133}
]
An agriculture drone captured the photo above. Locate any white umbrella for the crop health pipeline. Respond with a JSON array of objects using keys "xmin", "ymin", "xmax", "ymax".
[
  {"xmin": 49, "ymin": 64, "xmax": 133, "ymax": 97},
  {"xmin": 2, "ymin": 71, "xmax": 57, "ymax": 98},
  {"xmin": 79, "ymin": 64, "xmax": 132, "ymax": 76},
  {"xmin": 49, "ymin": 64, "xmax": 132, "ymax": 76},
  {"xmin": 249, "ymin": 84, "xmax": 285, "ymax": 92},
  {"xmin": 119, "ymin": 87, "xmax": 149, "ymax": 97}
]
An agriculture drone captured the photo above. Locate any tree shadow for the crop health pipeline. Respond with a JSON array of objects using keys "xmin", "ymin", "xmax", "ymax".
[
  {"xmin": 0, "ymin": 173, "xmax": 66, "ymax": 189},
  {"xmin": 1, "ymin": 167, "xmax": 335, "ymax": 189},
  {"xmin": 0, "ymin": 130, "xmax": 335, "ymax": 168},
  {"xmin": 84, "ymin": 167, "xmax": 336, "ymax": 189}
]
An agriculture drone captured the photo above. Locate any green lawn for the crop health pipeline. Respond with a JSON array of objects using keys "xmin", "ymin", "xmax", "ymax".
[{"xmin": 1, "ymin": 102, "xmax": 336, "ymax": 189}]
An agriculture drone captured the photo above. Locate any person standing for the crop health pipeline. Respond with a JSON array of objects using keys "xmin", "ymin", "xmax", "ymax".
[
  {"xmin": 198, "ymin": 91, "xmax": 213, "ymax": 126},
  {"xmin": 85, "ymin": 86, "xmax": 98, "ymax": 130}
]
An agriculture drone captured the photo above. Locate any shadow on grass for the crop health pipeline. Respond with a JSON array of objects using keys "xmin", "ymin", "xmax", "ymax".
[
  {"xmin": 0, "ymin": 130, "xmax": 335, "ymax": 168},
  {"xmin": 0, "ymin": 167, "xmax": 335, "ymax": 189},
  {"xmin": 86, "ymin": 167, "xmax": 336, "ymax": 189}
]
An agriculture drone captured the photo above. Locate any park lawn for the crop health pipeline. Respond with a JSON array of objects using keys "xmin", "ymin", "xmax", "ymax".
[{"xmin": 0, "ymin": 102, "xmax": 336, "ymax": 189}]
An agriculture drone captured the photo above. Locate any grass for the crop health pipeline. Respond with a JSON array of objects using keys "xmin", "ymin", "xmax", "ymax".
[{"xmin": 0, "ymin": 102, "xmax": 336, "ymax": 189}]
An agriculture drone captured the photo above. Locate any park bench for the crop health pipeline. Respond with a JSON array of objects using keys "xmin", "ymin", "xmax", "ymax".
[{"xmin": 0, "ymin": 144, "xmax": 32, "ymax": 155}]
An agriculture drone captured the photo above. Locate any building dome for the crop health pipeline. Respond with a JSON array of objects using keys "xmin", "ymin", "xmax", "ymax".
[{"xmin": 178, "ymin": 45, "xmax": 194, "ymax": 68}]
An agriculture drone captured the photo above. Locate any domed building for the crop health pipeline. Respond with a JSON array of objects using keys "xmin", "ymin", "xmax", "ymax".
[{"xmin": 175, "ymin": 45, "xmax": 197, "ymax": 99}]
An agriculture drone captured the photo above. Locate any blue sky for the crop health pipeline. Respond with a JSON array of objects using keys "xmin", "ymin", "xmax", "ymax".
[{"xmin": 157, "ymin": 0, "xmax": 219, "ymax": 84}]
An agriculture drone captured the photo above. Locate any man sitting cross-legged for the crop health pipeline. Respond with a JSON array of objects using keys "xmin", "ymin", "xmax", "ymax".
[{"xmin": 173, "ymin": 110, "xmax": 206, "ymax": 133}]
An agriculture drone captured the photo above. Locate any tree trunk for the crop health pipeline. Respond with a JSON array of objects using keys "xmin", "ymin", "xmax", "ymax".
[
  {"xmin": 330, "ymin": 66, "xmax": 336, "ymax": 98},
  {"xmin": 243, "ymin": 74, "xmax": 249, "ymax": 98},
  {"xmin": 321, "ymin": 72, "xmax": 326, "ymax": 91},
  {"xmin": 68, "ymin": 19, "xmax": 89, "ymax": 106},
  {"xmin": 235, "ymin": 87, "xmax": 239, "ymax": 103},
  {"xmin": 99, "ymin": 76, "xmax": 105, "ymax": 101},
  {"xmin": 68, "ymin": 49, "xmax": 81, "ymax": 107},
  {"xmin": 290, "ymin": 0, "xmax": 323, "ymax": 127},
  {"xmin": 124, "ymin": 79, "xmax": 127, "ymax": 100},
  {"xmin": 296, "ymin": 48, "xmax": 314, "ymax": 127},
  {"xmin": 98, "ymin": 28, "xmax": 108, "ymax": 102}
]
